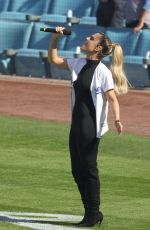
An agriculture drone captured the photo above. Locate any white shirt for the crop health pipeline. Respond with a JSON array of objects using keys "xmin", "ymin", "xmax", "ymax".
[{"xmin": 67, "ymin": 58, "xmax": 114, "ymax": 138}]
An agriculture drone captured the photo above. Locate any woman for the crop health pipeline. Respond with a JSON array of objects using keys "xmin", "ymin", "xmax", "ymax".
[{"xmin": 48, "ymin": 27, "xmax": 128, "ymax": 227}]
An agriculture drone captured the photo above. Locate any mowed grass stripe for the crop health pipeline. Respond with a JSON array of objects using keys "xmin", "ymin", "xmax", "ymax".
[{"xmin": 0, "ymin": 115, "xmax": 149, "ymax": 230}]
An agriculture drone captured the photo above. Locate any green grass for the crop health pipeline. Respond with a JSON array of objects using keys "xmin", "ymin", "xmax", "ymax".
[{"xmin": 0, "ymin": 115, "xmax": 149, "ymax": 230}]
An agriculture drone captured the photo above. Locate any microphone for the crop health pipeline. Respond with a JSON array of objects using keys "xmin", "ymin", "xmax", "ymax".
[{"xmin": 40, "ymin": 27, "xmax": 72, "ymax": 35}]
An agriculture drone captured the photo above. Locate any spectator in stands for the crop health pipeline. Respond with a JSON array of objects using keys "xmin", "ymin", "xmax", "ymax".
[
  {"xmin": 48, "ymin": 27, "xmax": 128, "ymax": 227},
  {"xmin": 96, "ymin": 0, "xmax": 126, "ymax": 28},
  {"xmin": 125, "ymin": 0, "xmax": 150, "ymax": 32},
  {"xmin": 96, "ymin": 0, "xmax": 115, "ymax": 27},
  {"xmin": 111, "ymin": 0, "xmax": 125, "ymax": 27}
]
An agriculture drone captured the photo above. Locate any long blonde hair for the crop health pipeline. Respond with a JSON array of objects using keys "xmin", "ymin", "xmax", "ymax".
[{"xmin": 98, "ymin": 33, "xmax": 128, "ymax": 95}]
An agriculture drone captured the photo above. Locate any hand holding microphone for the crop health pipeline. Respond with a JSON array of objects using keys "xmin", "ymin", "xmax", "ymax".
[{"xmin": 40, "ymin": 26, "xmax": 72, "ymax": 35}]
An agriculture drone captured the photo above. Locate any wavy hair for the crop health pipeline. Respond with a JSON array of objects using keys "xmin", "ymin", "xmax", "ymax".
[{"xmin": 98, "ymin": 33, "xmax": 128, "ymax": 95}]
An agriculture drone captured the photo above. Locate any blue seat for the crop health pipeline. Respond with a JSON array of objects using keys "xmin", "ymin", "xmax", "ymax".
[
  {"xmin": 0, "ymin": 20, "xmax": 33, "ymax": 51},
  {"xmin": 0, "ymin": 20, "xmax": 33, "ymax": 74},
  {"xmin": 123, "ymin": 30, "xmax": 150, "ymax": 66},
  {"xmin": 136, "ymin": 29, "xmax": 150, "ymax": 57},
  {"xmin": 105, "ymin": 28, "xmax": 150, "ymax": 87},
  {"xmin": 15, "ymin": 48, "xmax": 48, "ymax": 77},
  {"xmin": 48, "ymin": 0, "xmax": 94, "ymax": 17},
  {"xmin": 106, "ymin": 28, "xmax": 150, "ymax": 87},
  {"xmin": 124, "ymin": 62, "xmax": 150, "ymax": 87},
  {"xmin": 0, "ymin": 0, "xmax": 51, "ymax": 21},
  {"xmin": 41, "ymin": 0, "xmax": 97, "ymax": 25},
  {"xmin": 15, "ymin": 22, "xmax": 67, "ymax": 78},
  {"xmin": 105, "ymin": 27, "xmax": 140, "ymax": 56},
  {"xmin": 124, "ymin": 55, "xmax": 143, "ymax": 65},
  {"xmin": 124, "ymin": 30, "xmax": 150, "ymax": 87},
  {"xmin": 0, "ymin": 0, "xmax": 9, "ymax": 12},
  {"xmin": 9, "ymin": 0, "xmax": 51, "ymax": 14},
  {"xmin": 80, "ymin": 16, "xmax": 97, "ymax": 25},
  {"xmin": 0, "ymin": 12, "xmax": 29, "ymax": 21},
  {"xmin": 40, "ymin": 14, "xmax": 66, "ymax": 23}
]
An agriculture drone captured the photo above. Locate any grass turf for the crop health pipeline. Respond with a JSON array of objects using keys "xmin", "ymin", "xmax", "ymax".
[{"xmin": 0, "ymin": 115, "xmax": 149, "ymax": 230}]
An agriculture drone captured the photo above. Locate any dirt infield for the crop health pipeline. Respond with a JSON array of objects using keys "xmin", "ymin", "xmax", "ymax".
[{"xmin": 0, "ymin": 75, "xmax": 149, "ymax": 137}]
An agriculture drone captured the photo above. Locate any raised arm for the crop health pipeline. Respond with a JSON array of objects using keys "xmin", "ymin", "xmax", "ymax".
[{"xmin": 48, "ymin": 27, "xmax": 69, "ymax": 70}]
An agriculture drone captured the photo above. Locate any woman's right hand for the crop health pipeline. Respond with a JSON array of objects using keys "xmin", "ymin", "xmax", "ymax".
[
  {"xmin": 48, "ymin": 26, "xmax": 69, "ymax": 70},
  {"xmin": 52, "ymin": 26, "xmax": 65, "ymax": 38}
]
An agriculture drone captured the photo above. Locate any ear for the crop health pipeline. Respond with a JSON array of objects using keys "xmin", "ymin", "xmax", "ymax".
[{"xmin": 95, "ymin": 45, "xmax": 102, "ymax": 52}]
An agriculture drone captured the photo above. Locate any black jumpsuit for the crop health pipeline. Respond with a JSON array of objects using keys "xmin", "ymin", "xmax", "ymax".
[{"xmin": 69, "ymin": 59, "xmax": 101, "ymax": 215}]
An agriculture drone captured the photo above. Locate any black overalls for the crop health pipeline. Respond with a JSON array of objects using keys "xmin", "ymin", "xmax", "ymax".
[{"xmin": 69, "ymin": 59, "xmax": 101, "ymax": 215}]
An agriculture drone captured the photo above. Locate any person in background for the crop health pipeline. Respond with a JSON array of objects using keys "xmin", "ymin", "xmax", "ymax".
[
  {"xmin": 125, "ymin": 0, "xmax": 150, "ymax": 32},
  {"xmin": 96, "ymin": 0, "xmax": 115, "ymax": 27},
  {"xmin": 48, "ymin": 27, "xmax": 128, "ymax": 227},
  {"xmin": 111, "ymin": 0, "xmax": 125, "ymax": 27}
]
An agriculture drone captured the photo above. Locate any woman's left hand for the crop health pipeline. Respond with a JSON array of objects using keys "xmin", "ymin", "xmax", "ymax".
[{"xmin": 115, "ymin": 121, "xmax": 123, "ymax": 135}]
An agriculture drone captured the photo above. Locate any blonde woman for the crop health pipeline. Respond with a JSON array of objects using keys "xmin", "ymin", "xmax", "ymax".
[{"xmin": 48, "ymin": 28, "xmax": 128, "ymax": 227}]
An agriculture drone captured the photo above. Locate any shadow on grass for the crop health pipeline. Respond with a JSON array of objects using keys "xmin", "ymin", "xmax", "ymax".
[{"xmin": 0, "ymin": 215, "xmax": 77, "ymax": 228}]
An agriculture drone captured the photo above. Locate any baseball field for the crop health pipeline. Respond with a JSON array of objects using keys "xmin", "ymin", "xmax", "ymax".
[{"xmin": 0, "ymin": 76, "xmax": 149, "ymax": 230}]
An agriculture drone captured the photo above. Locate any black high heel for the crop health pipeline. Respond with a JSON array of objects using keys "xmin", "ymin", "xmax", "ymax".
[
  {"xmin": 76, "ymin": 211, "xmax": 103, "ymax": 227},
  {"xmin": 74, "ymin": 211, "xmax": 89, "ymax": 226}
]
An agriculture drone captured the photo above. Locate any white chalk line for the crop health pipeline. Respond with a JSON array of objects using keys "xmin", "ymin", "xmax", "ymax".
[{"xmin": 0, "ymin": 211, "xmax": 86, "ymax": 230}]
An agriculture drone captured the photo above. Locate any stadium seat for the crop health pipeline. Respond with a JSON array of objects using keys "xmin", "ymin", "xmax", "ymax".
[
  {"xmin": 0, "ymin": 0, "xmax": 9, "ymax": 12},
  {"xmin": 80, "ymin": 16, "xmax": 97, "ymax": 25},
  {"xmin": 124, "ymin": 30, "xmax": 150, "ymax": 87},
  {"xmin": 0, "ymin": 12, "xmax": 31, "ymax": 21},
  {"xmin": 15, "ymin": 22, "xmax": 67, "ymax": 78},
  {"xmin": 124, "ymin": 62, "xmax": 150, "ymax": 87},
  {"xmin": 0, "ymin": 20, "xmax": 33, "ymax": 50},
  {"xmin": 105, "ymin": 27, "xmax": 150, "ymax": 86},
  {"xmin": 15, "ymin": 48, "xmax": 49, "ymax": 77},
  {"xmin": 40, "ymin": 14, "xmax": 66, "ymax": 23},
  {"xmin": 136, "ymin": 29, "xmax": 150, "ymax": 57},
  {"xmin": 48, "ymin": 0, "xmax": 95, "ymax": 17},
  {"xmin": 0, "ymin": 20, "xmax": 33, "ymax": 74},
  {"xmin": 105, "ymin": 27, "xmax": 140, "ymax": 56},
  {"xmin": 0, "ymin": 0, "xmax": 51, "ymax": 21}
]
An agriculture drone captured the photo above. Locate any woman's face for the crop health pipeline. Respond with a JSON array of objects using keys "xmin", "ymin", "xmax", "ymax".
[{"xmin": 81, "ymin": 33, "xmax": 102, "ymax": 54}]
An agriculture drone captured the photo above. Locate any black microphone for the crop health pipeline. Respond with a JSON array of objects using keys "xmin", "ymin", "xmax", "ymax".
[{"xmin": 40, "ymin": 27, "xmax": 72, "ymax": 35}]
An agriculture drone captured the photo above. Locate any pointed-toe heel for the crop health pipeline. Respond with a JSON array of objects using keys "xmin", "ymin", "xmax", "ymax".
[{"xmin": 77, "ymin": 211, "xmax": 103, "ymax": 227}]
